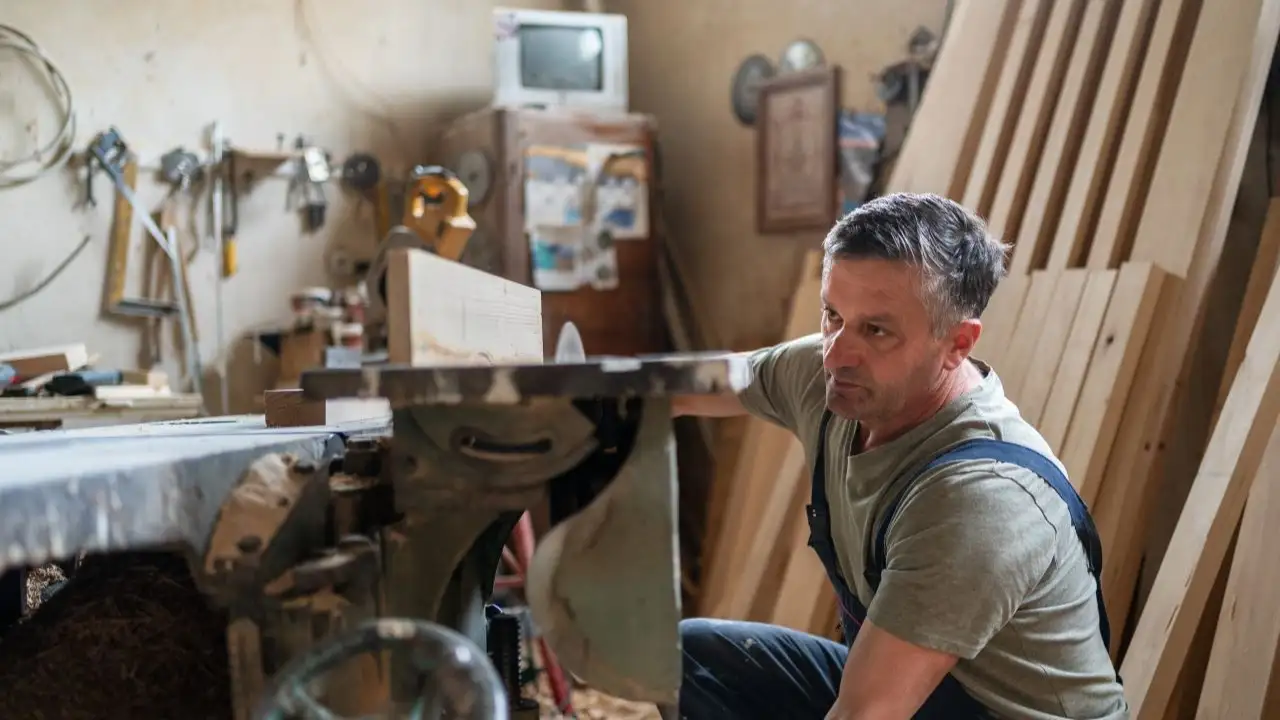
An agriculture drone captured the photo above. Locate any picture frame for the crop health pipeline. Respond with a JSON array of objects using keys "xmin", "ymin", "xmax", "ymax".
[{"xmin": 756, "ymin": 66, "xmax": 843, "ymax": 235}]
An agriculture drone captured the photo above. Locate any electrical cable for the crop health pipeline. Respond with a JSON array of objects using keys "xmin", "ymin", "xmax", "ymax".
[{"xmin": 0, "ymin": 24, "xmax": 76, "ymax": 190}]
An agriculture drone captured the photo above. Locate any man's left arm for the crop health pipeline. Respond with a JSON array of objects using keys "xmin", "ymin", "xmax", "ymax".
[{"xmin": 826, "ymin": 469, "xmax": 1057, "ymax": 719}]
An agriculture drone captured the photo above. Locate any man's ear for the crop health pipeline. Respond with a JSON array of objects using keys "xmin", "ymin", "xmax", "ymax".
[{"xmin": 942, "ymin": 318, "xmax": 982, "ymax": 370}]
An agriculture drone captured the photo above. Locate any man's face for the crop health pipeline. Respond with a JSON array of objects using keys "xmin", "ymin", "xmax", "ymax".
[{"xmin": 820, "ymin": 257, "xmax": 974, "ymax": 424}]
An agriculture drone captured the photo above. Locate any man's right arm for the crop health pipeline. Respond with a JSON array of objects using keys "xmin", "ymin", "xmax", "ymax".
[{"xmin": 672, "ymin": 335, "xmax": 825, "ymax": 434}]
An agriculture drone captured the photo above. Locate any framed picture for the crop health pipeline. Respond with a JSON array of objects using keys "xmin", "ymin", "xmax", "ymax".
[{"xmin": 756, "ymin": 66, "xmax": 842, "ymax": 234}]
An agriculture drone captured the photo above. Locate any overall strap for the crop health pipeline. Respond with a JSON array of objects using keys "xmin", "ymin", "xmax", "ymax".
[
  {"xmin": 867, "ymin": 438, "xmax": 1112, "ymax": 651},
  {"xmin": 806, "ymin": 409, "xmax": 870, "ymax": 631}
]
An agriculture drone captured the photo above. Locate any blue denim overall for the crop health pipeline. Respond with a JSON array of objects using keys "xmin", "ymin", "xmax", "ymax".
[{"xmin": 805, "ymin": 410, "xmax": 1114, "ymax": 718}]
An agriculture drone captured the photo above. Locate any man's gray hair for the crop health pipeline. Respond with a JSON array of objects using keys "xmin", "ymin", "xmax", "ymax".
[{"xmin": 822, "ymin": 193, "xmax": 1010, "ymax": 337}]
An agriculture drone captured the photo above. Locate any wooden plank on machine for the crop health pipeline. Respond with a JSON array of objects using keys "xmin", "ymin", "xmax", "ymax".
[
  {"xmin": 385, "ymin": 247, "xmax": 543, "ymax": 366},
  {"xmin": 961, "ymin": 0, "xmax": 1053, "ymax": 216},
  {"xmin": 1086, "ymin": 0, "xmax": 1280, "ymax": 661},
  {"xmin": 1119, "ymin": 258, "xmax": 1280, "ymax": 719},
  {"xmin": 984, "ymin": 0, "xmax": 1086, "ymax": 242},
  {"xmin": 1015, "ymin": 269, "xmax": 1088, "ymax": 425},
  {"xmin": 1194, "ymin": 422, "xmax": 1280, "ymax": 718},
  {"xmin": 1007, "ymin": 0, "xmax": 1123, "ymax": 276},
  {"xmin": 1038, "ymin": 269, "xmax": 1116, "ymax": 453},
  {"xmin": 1085, "ymin": 0, "xmax": 1201, "ymax": 270},
  {"xmin": 888, "ymin": 0, "xmax": 1020, "ymax": 196},
  {"xmin": 1046, "ymin": 0, "xmax": 1165, "ymax": 271},
  {"xmin": 1060, "ymin": 262, "xmax": 1167, "ymax": 505}
]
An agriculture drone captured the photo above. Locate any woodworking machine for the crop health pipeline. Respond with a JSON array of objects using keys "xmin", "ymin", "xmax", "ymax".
[{"xmin": 0, "ymin": 344, "xmax": 748, "ymax": 717}]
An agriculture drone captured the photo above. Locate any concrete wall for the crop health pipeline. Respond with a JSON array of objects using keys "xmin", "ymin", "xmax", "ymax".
[
  {"xmin": 607, "ymin": 0, "xmax": 948, "ymax": 350},
  {"xmin": 0, "ymin": 0, "xmax": 562, "ymax": 410}
]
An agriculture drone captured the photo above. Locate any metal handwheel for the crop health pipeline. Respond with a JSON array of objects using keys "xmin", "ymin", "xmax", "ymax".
[{"xmin": 254, "ymin": 618, "xmax": 509, "ymax": 720}]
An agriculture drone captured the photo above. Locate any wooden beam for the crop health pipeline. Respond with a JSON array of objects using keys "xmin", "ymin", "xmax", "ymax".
[
  {"xmin": 975, "ymin": 272, "xmax": 1030, "ymax": 368},
  {"xmin": 888, "ymin": 0, "xmax": 1020, "ymax": 197},
  {"xmin": 699, "ymin": 252, "xmax": 821, "ymax": 615},
  {"xmin": 385, "ymin": 247, "xmax": 544, "ymax": 366},
  {"xmin": 1038, "ymin": 269, "xmax": 1116, "ymax": 452},
  {"xmin": 1016, "ymin": 268, "xmax": 1088, "ymax": 425},
  {"xmin": 1086, "ymin": 0, "xmax": 1202, "ymax": 269},
  {"xmin": 1061, "ymin": 262, "xmax": 1168, "ymax": 504},
  {"xmin": 1119, "ymin": 256, "xmax": 1280, "ymax": 718},
  {"xmin": 1195, "ymin": 423, "xmax": 1280, "ymax": 717},
  {"xmin": 1213, "ymin": 198, "xmax": 1280, "ymax": 424},
  {"xmin": 984, "ymin": 0, "xmax": 1085, "ymax": 242},
  {"xmin": 1047, "ymin": 0, "xmax": 1164, "ymax": 270},
  {"xmin": 1008, "ymin": 0, "xmax": 1123, "ymax": 275},
  {"xmin": 961, "ymin": 0, "xmax": 1054, "ymax": 217},
  {"xmin": 1086, "ymin": 0, "xmax": 1280, "ymax": 660},
  {"xmin": 996, "ymin": 270, "xmax": 1059, "ymax": 402}
]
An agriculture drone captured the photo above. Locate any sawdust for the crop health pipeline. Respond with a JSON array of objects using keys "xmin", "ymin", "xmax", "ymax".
[
  {"xmin": 536, "ymin": 685, "xmax": 664, "ymax": 720},
  {"xmin": 529, "ymin": 642, "xmax": 664, "ymax": 720},
  {"xmin": 0, "ymin": 551, "xmax": 232, "ymax": 720}
]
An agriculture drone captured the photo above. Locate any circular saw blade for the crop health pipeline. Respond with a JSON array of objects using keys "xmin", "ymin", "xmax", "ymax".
[
  {"xmin": 730, "ymin": 54, "xmax": 776, "ymax": 126},
  {"xmin": 555, "ymin": 321, "xmax": 586, "ymax": 363}
]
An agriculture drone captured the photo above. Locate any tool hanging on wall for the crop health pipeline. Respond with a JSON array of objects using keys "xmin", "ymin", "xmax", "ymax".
[
  {"xmin": 287, "ymin": 136, "xmax": 331, "ymax": 232},
  {"xmin": 86, "ymin": 128, "xmax": 202, "ymax": 397}
]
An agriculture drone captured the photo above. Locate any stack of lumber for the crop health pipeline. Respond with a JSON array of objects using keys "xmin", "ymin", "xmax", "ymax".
[{"xmin": 700, "ymin": 0, "xmax": 1280, "ymax": 716}]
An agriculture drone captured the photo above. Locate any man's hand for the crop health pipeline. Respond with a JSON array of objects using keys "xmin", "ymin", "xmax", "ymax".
[
  {"xmin": 671, "ymin": 391, "xmax": 748, "ymax": 418},
  {"xmin": 825, "ymin": 618, "xmax": 958, "ymax": 720}
]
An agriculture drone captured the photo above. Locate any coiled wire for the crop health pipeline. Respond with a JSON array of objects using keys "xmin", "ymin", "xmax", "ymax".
[{"xmin": 0, "ymin": 24, "xmax": 76, "ymax": 190}]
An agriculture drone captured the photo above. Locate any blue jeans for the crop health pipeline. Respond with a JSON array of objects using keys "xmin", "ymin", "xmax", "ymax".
[
  {"xmin": 673, "ymin": 618, "xmax": 989, "ymax": 719},
  {"xmin": 673, "ymin": 618, "xmax": 847, "ymax": 719}
]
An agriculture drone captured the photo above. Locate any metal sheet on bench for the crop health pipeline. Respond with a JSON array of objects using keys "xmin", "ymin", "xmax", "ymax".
[{"xmin": 0, "ymin": 415, "xmax": 388, "ymax": 573}]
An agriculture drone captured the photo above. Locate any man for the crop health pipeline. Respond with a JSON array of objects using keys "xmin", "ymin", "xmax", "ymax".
[{"xmin": 670, "ymin": 194, "xmax": 1127, "ymax": 719}]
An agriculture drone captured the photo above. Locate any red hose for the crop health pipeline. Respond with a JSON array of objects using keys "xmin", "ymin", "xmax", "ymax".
[{"xmin": 503, "ymin": 511, "xmax": 574, "ymax": 715}]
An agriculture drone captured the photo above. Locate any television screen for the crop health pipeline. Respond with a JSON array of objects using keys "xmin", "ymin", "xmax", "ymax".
[{"xmin": 518, "ymin": 24, "xmax": 605, "ymax": 92}]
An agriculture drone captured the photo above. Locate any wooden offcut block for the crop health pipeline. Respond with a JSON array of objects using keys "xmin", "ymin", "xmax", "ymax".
[{"xmin": 263, "ymin": 389, "xmax": 390, "ymax": 428}]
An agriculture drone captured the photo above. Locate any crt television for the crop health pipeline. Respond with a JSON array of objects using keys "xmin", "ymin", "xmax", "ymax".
[{"xmin": 492, "ymin": 8, "xmax": 629, "ymax": 113}]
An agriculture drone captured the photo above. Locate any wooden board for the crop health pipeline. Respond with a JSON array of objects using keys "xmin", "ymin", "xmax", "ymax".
[
  {"xmin": 1016, "ymin": 268, "xmax": 1089, "ymax": 425},
  {"xmin": 1060, "ymin": 262, "xmax": 1168, "ymax": 503},
  {"xmin": 1086, "ymin": 0, "xmax": 1280, "ymax": 658},
  {"xmin": 699, "ymin": 251, "xmax": 822, "ymax": 615},
  {"xmin": 1038, "ymin": 269, "xmax": 1116, "ymax": 452},
  {"xmin": 0, "ymin": 344, "xmax": 90, "ymax": 379},
  {"xmin": 770, "ymin": 506, "xmax": 835, "ymax": 634},
  {"xmin": 984, "ymin": 0, "xmax": 1085, "ymax": 241},
  {"xmin": 1213, "ymin": 197, "xmax": 1280, "ymax": 424},
  {"xmin": 1047, "ymin": 0, "xmax": 1164, "ymax": 270},
  {"xmin": 719, "ymin": 437, "xmax": 807, "ymax": 620},
  {"xmin": 974, "ymin": 272, "xmax": 1030, "ymax": 370},
  {"xmin": 1008, "ymin": 0, "xmax": 1123, "ymax": 275},
  {"xmin": 384, "ymin": 247, "xmax": 544, "ymax": 366},
  {"xmin": 1086, "ymin": 0, "xmax": 1201, "ymax": 269},
  {"xmin": 961, "ymin": 0, "xmax": 1054, "ymax": 216},
  {"xmin": 1127, "ymin": 0, "xmax": 1272, "ymax": 277},
  {"xmin": 263, "ymin": 389, "xmax": 390, "ymax": 428},
  {"xmin": 887, "ymin": 0, "xmax": 1020, "ymax": 197},
  {"xmin": 1194, "ymin": 422, "xmax": 1280, "ymax": 718},
  {"xmin": 995, "ymin": 270, "xmax": 1059, "ymax": 402},
  {"xmin": 1119, "ymin": 260, "xmax": 1280, "ymax": 718}
]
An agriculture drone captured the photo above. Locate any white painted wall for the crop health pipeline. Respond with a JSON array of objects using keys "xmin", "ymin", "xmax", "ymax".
[{"xmin": 0, "ymin": 0, "xmax": 561, "ymax": 410}]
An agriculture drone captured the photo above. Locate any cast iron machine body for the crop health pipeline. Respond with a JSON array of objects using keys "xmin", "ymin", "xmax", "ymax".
[{"xmin": 0, "ymin": 353, "xmax": 749, "ymax": 718}]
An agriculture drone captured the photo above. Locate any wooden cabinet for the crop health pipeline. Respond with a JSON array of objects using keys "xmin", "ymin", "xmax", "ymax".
[{"xmin": 439, "ymin": 107, "xmax": 667, "ymax": 359}]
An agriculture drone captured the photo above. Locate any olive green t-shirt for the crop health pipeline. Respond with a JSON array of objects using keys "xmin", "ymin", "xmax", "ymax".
[{"xmin": 739, "ymin": 333, "xmax": 1128, "ymax": 720}]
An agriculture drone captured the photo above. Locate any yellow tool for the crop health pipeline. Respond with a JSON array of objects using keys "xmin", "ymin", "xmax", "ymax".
[{"xmin": 402, "ymin": 164, "xmax": 476, "ymax": 260}]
